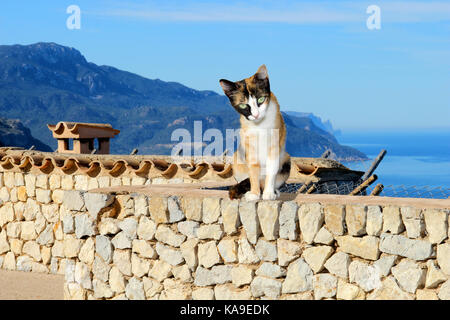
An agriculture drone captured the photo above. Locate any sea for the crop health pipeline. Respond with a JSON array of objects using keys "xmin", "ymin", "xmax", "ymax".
[{"xmin": 337, "ymin": 130, "xmax": 450, "ymax": 198}]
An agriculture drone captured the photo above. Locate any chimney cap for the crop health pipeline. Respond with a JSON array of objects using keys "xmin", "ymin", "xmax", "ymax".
[{"xmin": 47, "ymin": 121, "xmax": 120, "ymax": 139}]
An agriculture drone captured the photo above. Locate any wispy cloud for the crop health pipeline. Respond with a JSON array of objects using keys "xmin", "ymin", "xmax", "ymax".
[
  {"xmin": 379, "ymin": 1, "xmax": 450, "ymax": 22},
  {"xmin": 96, "ymin": 1, "xmax": 450, "ymax": 24},
  {"xmin": 100, "ymin": 3, "xmax": 360, "ymax": 24}
]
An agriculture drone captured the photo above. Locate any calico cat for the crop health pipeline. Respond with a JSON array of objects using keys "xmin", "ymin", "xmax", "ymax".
[{"xmin": 219, "ymin": 65, "xmax": 291, "ymax": 201}]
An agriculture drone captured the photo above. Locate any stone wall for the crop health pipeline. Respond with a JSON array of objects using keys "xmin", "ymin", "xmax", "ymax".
[{"xmin": 0, "ymin": 170, "xmax": 449, "ymax": 300}]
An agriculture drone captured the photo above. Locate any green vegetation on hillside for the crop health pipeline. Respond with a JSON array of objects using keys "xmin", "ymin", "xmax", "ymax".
[{"xmin": 0, "ymin": 42, "xmax": 366, "ymax": 160}]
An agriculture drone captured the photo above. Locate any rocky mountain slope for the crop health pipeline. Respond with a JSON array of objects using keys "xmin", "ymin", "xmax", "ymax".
[
  {"xmin": 0, "ymin": 42, "xmax": 366, "ymax": 160},
  {"xmin": 0, "ymin": 117, "xmax": 51, "ymax": 151}
]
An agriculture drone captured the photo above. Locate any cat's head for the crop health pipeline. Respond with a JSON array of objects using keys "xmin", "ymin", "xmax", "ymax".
[{"xmin": 219, "ymin": 65, "xmax": 271, "ymax": 122}]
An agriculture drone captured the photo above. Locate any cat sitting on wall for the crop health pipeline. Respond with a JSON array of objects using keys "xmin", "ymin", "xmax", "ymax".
[{"xmin": 219, "ymin": 65, "xmax": 291, "ymax": 201}]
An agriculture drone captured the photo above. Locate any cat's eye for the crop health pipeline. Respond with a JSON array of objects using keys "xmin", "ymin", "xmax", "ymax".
[
  {"xmin": 239, "ymin": 104, "xmax": 247, "ymax": 109},
  {"xmin": 257, "ymin": 97, "xmax": 266, "ymax": 104}
]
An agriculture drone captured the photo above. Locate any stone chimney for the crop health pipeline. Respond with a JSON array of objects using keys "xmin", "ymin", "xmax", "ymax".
[{"xmin": 47, "ymin": 122, "xmax": 120, "ymax": 154}]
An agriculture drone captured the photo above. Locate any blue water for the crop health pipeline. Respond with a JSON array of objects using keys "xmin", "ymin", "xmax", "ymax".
[{"xmin": 337, "ymin": 130, "xmax": 450, "ymax": 189}]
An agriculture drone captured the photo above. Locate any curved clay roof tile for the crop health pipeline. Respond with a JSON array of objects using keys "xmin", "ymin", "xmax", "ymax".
[
  {"xmin": 161, "ymin": 163, "xmax": 178, "ymax": 178},
  {"xmin": 61, "ymin": 158, "xmax": 78, "ymax": 172},
  {"xmin": 77, "ymin": 161, "xmax": 100, "ymax": 176},
  {"xmin": 134, "ymin": 161, "xmax": 152, "ymax": 175},
  {"xmin": 214, "ymin": 163, "xmax": 233, "ymax": 178},
  {"xmin": 18, "ymin": 156, "xmax": 32, "ymax": 169},
  {"xmin": 38, "ymin": 158, "xmax": 54, "ymax": 172},
  {"xmin": 109, "ymin": 160, "xmax": 126, "ymax": 176},
  {"xmin": 0, "ymin": 156, "xmax": 14, "ymax": 169},
  {"xmin": 295, "ymin": 162, "xmax": 319, "ymax": 176},
  {"xmin": 152, "ymin": 159, "xmax": 170, "ymax": 171},
  {"xmin": 187, "ymin": 163, "xmax": 208, "ymax": 179}
]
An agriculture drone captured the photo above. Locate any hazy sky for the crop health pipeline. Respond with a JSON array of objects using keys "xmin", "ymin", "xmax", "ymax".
[{"xmin": 0, "ymin": 0, "xmax": 449, "ymax": 131}]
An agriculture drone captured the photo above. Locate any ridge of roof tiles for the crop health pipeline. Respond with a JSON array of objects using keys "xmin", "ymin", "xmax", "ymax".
[{"xmin": 0, "ymin": 147, "xmax": 361, "ymax": 183}]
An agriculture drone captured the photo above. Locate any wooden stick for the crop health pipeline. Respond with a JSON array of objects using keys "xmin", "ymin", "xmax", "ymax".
[
  {"xmin": 297, "ymin": 182, "xmax": 311, "ymax": 194},
  {"xmin": 350, "ymin": 174, "xmax": 378, "ymax": 195},
  {"xmin": 370, "ymin": 183, "xmax": 384, "ymax": 196},
  {"xmin": 361, "ymin": 149, "xmax": 386, "ymax": 182},
  {"xmin": 306, "ymin": 184, "xmax": 317, "ymax": 194}
]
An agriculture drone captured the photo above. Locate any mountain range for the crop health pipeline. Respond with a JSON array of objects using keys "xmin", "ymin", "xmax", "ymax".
[
  {"xmin": 0, "ymin": 117, "xmax": 51, "ymax": 151},
  {"xmin": 0, "ymin": 42, "xmax": 366, "ymax": 160},
  {"xmin": 284, "ymin": 111, "xmax": 341, "ymax": 136}
]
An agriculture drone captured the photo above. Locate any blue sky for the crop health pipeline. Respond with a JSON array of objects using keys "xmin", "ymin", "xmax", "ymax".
[{"xmin": 0, "ymin": 0, "xmax": 449, "ymax": 131}]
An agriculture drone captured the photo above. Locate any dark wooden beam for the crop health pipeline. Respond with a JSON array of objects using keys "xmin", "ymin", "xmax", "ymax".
[{"xmin": 361, "ymin": 149, "xmax": 386, "ymax": 182}]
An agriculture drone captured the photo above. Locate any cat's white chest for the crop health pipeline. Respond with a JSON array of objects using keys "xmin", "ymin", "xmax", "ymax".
[
  {"xmin": 245, "ymin": 129, "xmax": 269, "ymax": 169},
  {"xmin": 243, "ymin": 102, "xmax": 279, "ymax": 173}
]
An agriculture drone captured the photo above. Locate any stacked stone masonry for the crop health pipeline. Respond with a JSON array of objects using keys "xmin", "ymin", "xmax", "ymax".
[{"xmin": 0, "ymin": 171, "xmax": 449, "ymax": 300}]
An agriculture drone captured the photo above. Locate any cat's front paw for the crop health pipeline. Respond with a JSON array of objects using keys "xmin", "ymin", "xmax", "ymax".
[
  {"xmin": 244, "ymin": 192, "xmax": 260, "ymax": 202},
  {"xmin": 262, "ymin": 190, "xmax": 278, "ymax": 200}
]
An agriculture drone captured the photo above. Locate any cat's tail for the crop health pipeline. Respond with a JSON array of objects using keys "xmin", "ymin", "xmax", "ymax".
[{"xmin": 228, "ymin": 178, "xmax": 251, "ymax": 200}]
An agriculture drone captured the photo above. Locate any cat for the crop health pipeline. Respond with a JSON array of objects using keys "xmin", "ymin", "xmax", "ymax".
[{"xmin": 219, "ymin": 64, "xmax": 291, "ymax": 201}]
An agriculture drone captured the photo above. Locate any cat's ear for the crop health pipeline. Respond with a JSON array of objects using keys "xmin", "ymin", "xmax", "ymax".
[
  {"xmin": 219, "ymin": 79, "xmax": 237, "ymax": 96},
  {"xmin": 255, "ymin": 64, "xmax": 268, "ymax": 80}
]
